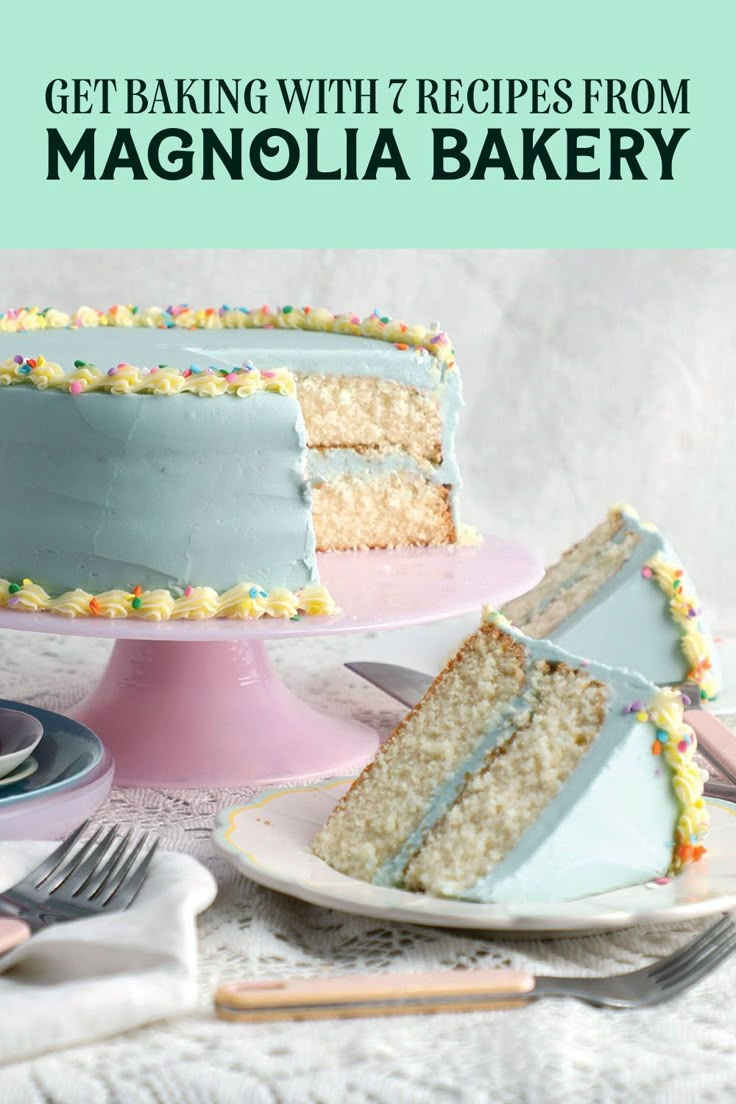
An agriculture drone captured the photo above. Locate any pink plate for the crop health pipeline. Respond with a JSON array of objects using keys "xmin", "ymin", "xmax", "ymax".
[
  {"xmin": 0, "ymin": 538, "xmax": 542, "ymax": 789},
  {"xmin": 0, "ymin": 749, "xmax": 114, "ymax": 840}
]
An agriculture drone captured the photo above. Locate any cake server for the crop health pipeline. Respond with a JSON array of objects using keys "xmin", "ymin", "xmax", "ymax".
[
  {"xmin": 345, "ymin": 662, "xmax": 434, "ymax": 710},
  {"xmin": 345, "ymin": 663, "xmax": 736, "ymax": 790},
  {"xmin": 215, "ymin": 913, "xmax": 736, "ymax": 1019}
]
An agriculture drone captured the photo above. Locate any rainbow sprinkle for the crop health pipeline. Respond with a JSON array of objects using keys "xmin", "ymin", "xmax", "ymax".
[{"xmin": 626, "ymin": 687, "xmax": 709, "ymax": 874}]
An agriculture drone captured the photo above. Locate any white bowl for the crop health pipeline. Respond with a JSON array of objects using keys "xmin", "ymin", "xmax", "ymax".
[{"xmin": 0, "ymin": 709, "xmax": 43, "ymax": 780}]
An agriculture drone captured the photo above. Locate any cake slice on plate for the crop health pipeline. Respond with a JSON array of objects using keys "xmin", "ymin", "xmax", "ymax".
[
  {"xmin": 503, "ymin": 505, "xmax": 720, "ymax": 700},
  {"xmin": 312, "ymin": 612, "xmax": 708, "ymax": 903}
]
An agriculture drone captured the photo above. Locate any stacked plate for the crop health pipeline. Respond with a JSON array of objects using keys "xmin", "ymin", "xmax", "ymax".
[{"xmin": 0, "ymin": 699, "xmax": 113, "ymax": 839}]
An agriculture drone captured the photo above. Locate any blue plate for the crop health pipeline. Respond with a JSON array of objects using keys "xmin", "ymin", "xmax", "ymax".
[{"xmin": 0, "ymin": 699, "xmax": 103, "ymax": 807}]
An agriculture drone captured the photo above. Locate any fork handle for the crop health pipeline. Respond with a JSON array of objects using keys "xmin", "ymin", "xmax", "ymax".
[
  {"xmin": 215, "ymin": 967, "xmax": 536, "ymax": 1022},
  {"xmin": 0, "ymin": 917, "xmax": 31, "ymax": 954}
]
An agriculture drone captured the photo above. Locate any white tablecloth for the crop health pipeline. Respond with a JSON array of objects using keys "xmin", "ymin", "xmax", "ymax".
[{"xmin": 1, "ymin": 624, "xmax": 735, "ymax": 1104}]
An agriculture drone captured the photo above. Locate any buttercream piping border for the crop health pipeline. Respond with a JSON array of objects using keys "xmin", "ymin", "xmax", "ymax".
[
  {"xmin": 0, "ymin": 304, "xmax": 457, "ymax": 367},
  {"xmin": 636, "ymin": 688, "xmax": 709, "ymax": 875},
  {"xmin": 644, "ymin": 553, "xmax": 718, "ymax": 700},
  {"xmin": 0, "ymin": 580, "xmax": 337, "ymax": 620},
  {"xmin": 0, "ymin": 358, "xmax": 296, "ymax": 397}
]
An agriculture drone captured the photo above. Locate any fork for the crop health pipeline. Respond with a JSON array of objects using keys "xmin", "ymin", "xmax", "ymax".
[
  {"xmin": 0, "ymin": 819, "xmax": 159, "ymax": 953},
  {"xmin": 215, "ymin": 914, "xmax": 736, "ymax": 1019}
]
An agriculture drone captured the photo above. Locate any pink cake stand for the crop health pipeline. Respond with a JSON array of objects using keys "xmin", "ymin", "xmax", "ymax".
[{"xmin": 0, "ymin": 538, "xmax": 542, "ymax": 788}]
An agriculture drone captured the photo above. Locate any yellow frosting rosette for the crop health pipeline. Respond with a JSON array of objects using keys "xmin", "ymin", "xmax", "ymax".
[
  {"xmin": 94, "ymin": 590, "xmax": 137, "ymax": 618},
  {"xmin": 184, "ymin": 372, "xmax": 228, "ymax": 397},
  {"xmin": 7, "ymin": 581, "xmax": 50, "ymax": 611},
  {"xmin": 44, "ymin": 309, "xmax": 71, "ymax": 329},
  {"xmin": 217, "ymin": 583, "xmax": 269, "ymax": 619},
  {"xmin": 171, "ymin": 587, "xmax": 220, "ymax": 620},
  {"xmin": 130, "ymin": 590, "xmax": 175, "ymax": 621},
  {"xmin": 264, "ymin": 588, "xmax": 300, "ymax": 619},
  {"xmin": 106, "ymin": 304, "xmax": 137, "ymax": 327},
  {"xmin": 107, "ymin": 364, "xmax": 144, "ymax": 393},
  {"xmin": 148, "ymin": 367, "xmax": 186, "ymax": 395},
  {"xmin": 297, "ymin": 585, "xmax": 337, "ymax": 616},
  {"xmin": 49, "ymin": 589, "xmax": 96, "ymax": 617}
]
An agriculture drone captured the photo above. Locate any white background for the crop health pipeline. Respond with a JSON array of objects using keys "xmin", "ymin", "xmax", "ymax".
[{"xmin": 1, "ymin": 248, "xmax": 733, "ymax": 629}]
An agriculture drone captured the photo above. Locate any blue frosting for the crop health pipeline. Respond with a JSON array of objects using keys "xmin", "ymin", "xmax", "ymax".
[
  {"xmin": 0, "ymin": 387, "xmax": 316, "ymax": 594},
  {"xmin": 464, "ymin": 715, "xmax": 677, "ymax": 903},
  {"xmin": 307, "ymin": 446, "xmax": 460, "ymax": 487}
]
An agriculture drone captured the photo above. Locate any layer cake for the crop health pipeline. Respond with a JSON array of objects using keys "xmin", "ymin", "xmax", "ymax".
[{"xmin": 0, "ymin": 304, "xmax": 463, "ymax": 618}]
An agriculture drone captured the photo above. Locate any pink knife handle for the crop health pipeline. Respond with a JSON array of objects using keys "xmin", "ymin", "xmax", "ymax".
[
  {"xmin": 0, "ymin": 917, "xmax": 31, "ymax": 954},
  {"xmin": 685, "ymin": 709, "xmax": 736, "ymax": 786}
]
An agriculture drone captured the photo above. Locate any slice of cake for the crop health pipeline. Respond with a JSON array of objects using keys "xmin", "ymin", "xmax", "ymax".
[
  {"xmin": 312, "ymin": 612, "xmax": 708, "ymax": 903},
  {"xmin": 502, "ymin": 505, "xmax": 720, "ymax": 700},
  {"xmin": 0, "ymin": 304, "xmax": 463, "ymax": 554}
]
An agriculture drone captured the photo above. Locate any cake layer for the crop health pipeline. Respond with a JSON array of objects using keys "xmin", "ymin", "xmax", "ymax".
[
  {"xmin": 313, "ymin": 614, "xmax": 708, "ymax": 903},
  {"xmin": 312, "ymin": 475, "xmax": 454, "ymax": 551},
  {"xmin": 0, "ymin": 384, "xmax": 316, "ymax": 595},
  {"xmin": 297, "ymin": 374, "xmax": 445, "ymax": 461},
  {"xmin": 503, "ymin": 506, "xmax": 720, "ymax": 699},
  {"xmin": 308, "ymin": 447, "xmax": 459, "ymax": 550}
]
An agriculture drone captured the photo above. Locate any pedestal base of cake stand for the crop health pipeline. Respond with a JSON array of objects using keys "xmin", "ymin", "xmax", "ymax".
[
  {"xmin": 71, "ymin": 638, "xmax": 377, "ymax": 788},
  {"xmin": 0, "ymin": 537, "xmax": 543, "ymax": 788}
]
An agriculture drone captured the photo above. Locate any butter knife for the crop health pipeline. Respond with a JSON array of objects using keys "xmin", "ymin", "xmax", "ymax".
[{"xmin": 345, "ymin": 662, "xmax": 736, "ymax": 792}]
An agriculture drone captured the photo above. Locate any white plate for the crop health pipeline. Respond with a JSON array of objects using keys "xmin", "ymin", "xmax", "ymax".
[{"xmin": 213, "ymin": 781, "xmax": 736, "ymax": 937}]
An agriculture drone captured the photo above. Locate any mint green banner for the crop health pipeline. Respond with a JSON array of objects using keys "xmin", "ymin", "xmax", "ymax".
[{"xmin": 1, "ymin": 0, "xmax": 732, "ymax": 247}]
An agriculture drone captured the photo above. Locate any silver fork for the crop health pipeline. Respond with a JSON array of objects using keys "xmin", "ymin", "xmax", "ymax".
[
  {"xmin": 0, "ymin": 819, "xmax": 159, "ymax": 952},
  {"xmin": 529, "ymin": 913, "xmax": 736, "ymax": 1007}
]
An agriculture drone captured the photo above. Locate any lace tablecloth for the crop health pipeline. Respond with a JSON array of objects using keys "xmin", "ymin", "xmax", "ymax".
[{"xmin": 2, "ymin": 625, "xmax": 736, "ymax": 1104}]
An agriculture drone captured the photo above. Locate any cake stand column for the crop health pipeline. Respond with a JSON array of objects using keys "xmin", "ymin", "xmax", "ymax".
[{"xmin": 71, "ymin": 637, "xmax": 379, "ymax": 788}]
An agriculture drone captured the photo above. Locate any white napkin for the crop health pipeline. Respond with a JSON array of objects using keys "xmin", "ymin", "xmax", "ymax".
[{"xmin": 0, "ymin": 840, "xmax": 217, "ymax": 1063}]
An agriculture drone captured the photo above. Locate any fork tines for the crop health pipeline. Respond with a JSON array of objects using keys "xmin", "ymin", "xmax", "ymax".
[
  {"xmin": 35, "ymin": 822, "xmax": 159, "ymax": 911},
  {"xmin": 650, "ymin": 914, "xmax": 736, "ymax": 997}
]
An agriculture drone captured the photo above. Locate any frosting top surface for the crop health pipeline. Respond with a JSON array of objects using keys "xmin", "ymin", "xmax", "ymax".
[
  {"xmin": 0, "ymin": 305, "xmax": 458, "ymax": 388},
  {"xmin": 1, "ymin": 327, "xmax": 447, "ymax": 391}
]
